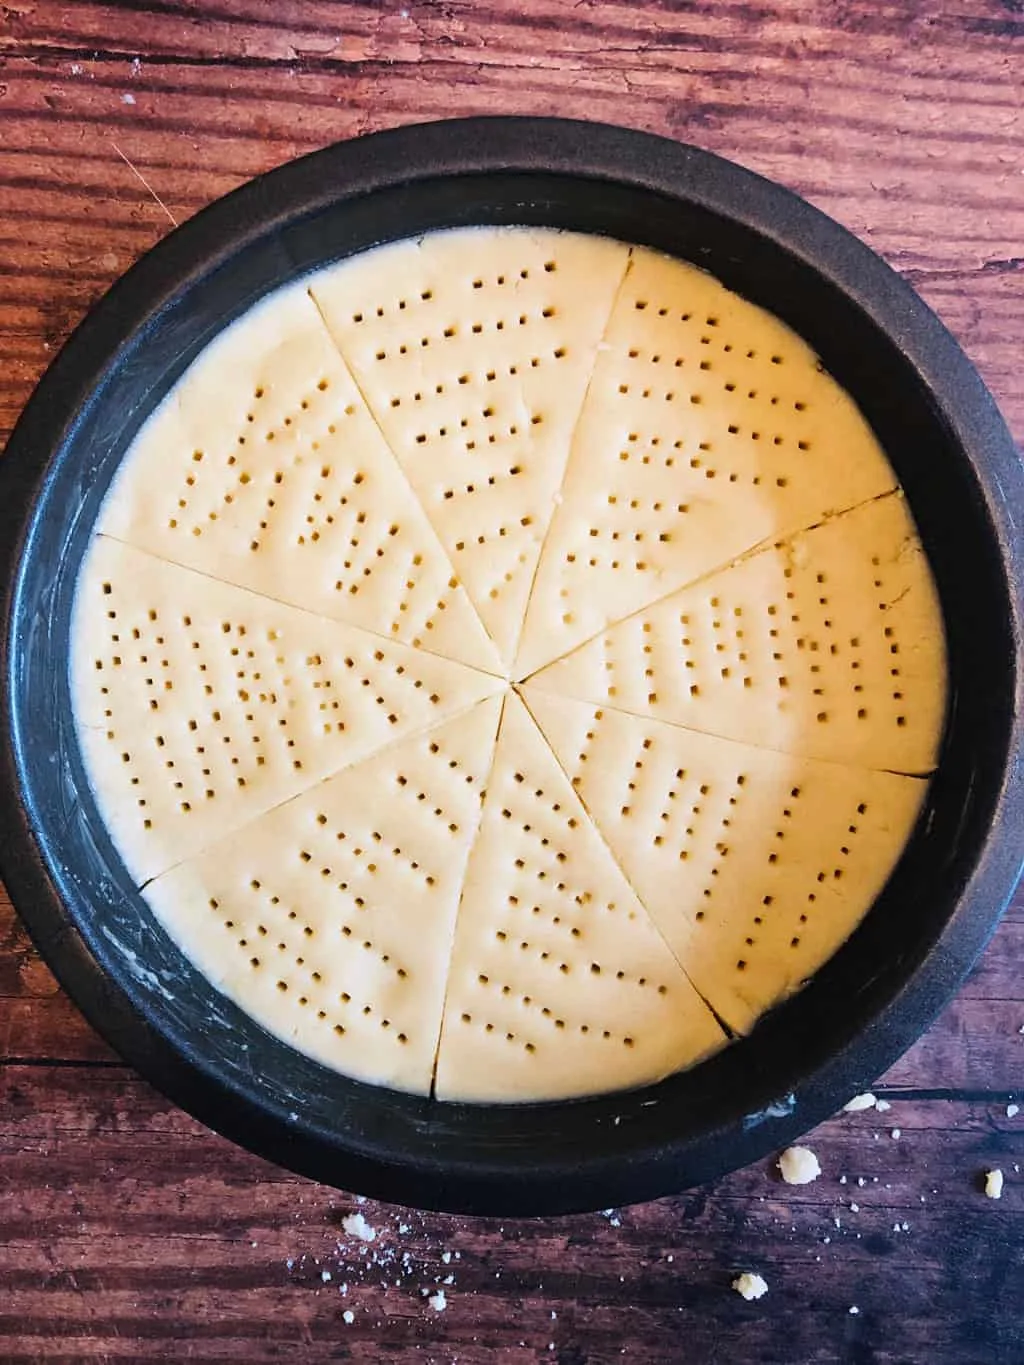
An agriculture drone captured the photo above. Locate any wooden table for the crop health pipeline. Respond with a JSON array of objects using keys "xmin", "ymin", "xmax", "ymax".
[{"xmin": 1, "ymin": 3, "xmax": 1022, "ymax": 1361}]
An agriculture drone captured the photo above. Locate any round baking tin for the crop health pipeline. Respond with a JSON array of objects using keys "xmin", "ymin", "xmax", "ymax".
[{"xmin": 0, "ymin": 117, "xmax": 1020, "ymax": 1215}]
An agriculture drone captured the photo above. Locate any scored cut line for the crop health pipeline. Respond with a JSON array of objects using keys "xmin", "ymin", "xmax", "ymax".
[
  {"xmin": 523, "ymin": 675, "xmax": 936, "ymax": 781},
  {"xmin": 513, "ymin": 683, "xmax": 732, "ymax": 1043},
  {"xmin": 138, "ymin": 692, "xmax": 504, "ymax": 894},
  {"xmin": 519, "ymin": 487, "xmax": 903, "ymax": 687},
  {"xmin": 303, "ymin": 286, "xmax": 507, "ymax": 676},
  {"xmin": 95, "ymin": 531, "xmax": 507, "ymax": 684},
  {"xmin": 428, "ymin": 691, "xmax": 510, "ymax": 1100},
  {"xmin": 507, "ymin": 247, "xmax": 636, "ymax": 669}
]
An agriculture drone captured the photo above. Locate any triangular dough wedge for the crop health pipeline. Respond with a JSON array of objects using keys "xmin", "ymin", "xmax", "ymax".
[
  {"xmin": 72, "ymin": 538, "xmax": 503, "ymax": 882},
  {"xmin": 433, "ymin": 693, "xmax": 727, "ymax": 1102},
  {"xmin": 514, "ymin": 247, "xmax": 898, "ymax": 676},
  {"xmin": 98, "ymin": 280, "xmax": 499, "ymax": 674},
  {"xmin": 529, "ymin": 494, "xmax": 945, "ymax": 772},
  {"xmin": 144, "ymin": 697, "xmax": 504, "ymax": 1095},
  {"xmin": 522, "ymin": 688, "xmax": 927, "ymax": 1034},
  {"xmin": 310, "ymin": 228, "xmax": 631, "ymax": 666}
]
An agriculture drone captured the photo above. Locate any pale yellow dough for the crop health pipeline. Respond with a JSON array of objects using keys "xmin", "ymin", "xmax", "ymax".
[
  {"xmin": 514, "ymin": 248, "xmax": 898, "ymax": 677},
  {"xmin": 310, "ymin": 229, "xmax": 630, "ymax": 666},
  {"xmin": 145, "ymin": 698, "xmax": 503, "ymax": 1094},
  {"xmin": 98, "ymin": 280, "xmax": 501, "ymax": 675},
  {"xmin": 72, "ymin": 537, "xmax": 502, "ymax": 883},
  {"xmin": 434, "ymin": 694, "xmax": 726, "ymax": 1101},
  {"xmin": 72, "ymin": 227, "xmax": 947, "ymax": 1103},
  {"xmin": 528, "ymin": 493, "xmax": 946, "ymax": 773},
  {"xmin": 521, "ymin": 687, "xmax": 927, "ymax": 1034}
]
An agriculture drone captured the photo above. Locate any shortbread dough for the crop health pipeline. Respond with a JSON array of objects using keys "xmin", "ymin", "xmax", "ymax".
[{"xmin": 72, "ymin": 228, "xmax": 946, "ymax": 1100}]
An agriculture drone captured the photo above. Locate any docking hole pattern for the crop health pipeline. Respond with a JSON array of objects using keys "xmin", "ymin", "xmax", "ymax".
[{"xmin": 74, "ymin": 228, "xmax": 944, "ymax": 1101}]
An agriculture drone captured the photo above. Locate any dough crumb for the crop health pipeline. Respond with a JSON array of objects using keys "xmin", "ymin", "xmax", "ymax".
[
  {"xmin": 342, "ymin": 1213, "xmax": 377, "ymax": 1243},
  {"xmin": 849, "ymin": 1306, "xmax": 860, "ymax": 1315},
  {"xmin": 321, "ymin": 1269, "xmax": 332, "ymax": 1283},
  {"xmin": 429, "ymin": 1289, "xmax": 448, "ymax": 1312},
  {"xmin": 732, "ymin": 1272, "xmax": 769, "ymax": 1301},
  {"xmin": 985, "ymin": 1169, "xmax": 1004, "ymax": 1199},
  {"xmin": 778, "ymin": 1145, "xmax": 821, "ymax": 1185},
  {"xmin": 342, "ymin": 1310, "xmax": 355, "ymax": 1325},
  {"xmin": 843, "ymin": 1093, "xmax": 877, "ymax": 1112},
  {"xmin": 874, "ymin": 1099, "xmax": 891, "ymax": 1112},
  {"xmin": 890, "ymin": 1128, "xmax": 901, "ymax": 1140},
  {"xmin": 1007, "ymin": 1104, "xmax": 1019, "ymax": 1118}
]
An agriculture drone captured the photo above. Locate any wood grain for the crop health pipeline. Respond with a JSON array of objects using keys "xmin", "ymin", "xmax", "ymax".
[{"xmin": 1, "ymin": 2, "xmax": 1022, "ymax": 1361}]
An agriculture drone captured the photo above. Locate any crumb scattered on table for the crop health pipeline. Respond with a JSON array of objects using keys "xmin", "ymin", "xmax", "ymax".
[
  {"xmin": 778, "ymin": 1146, "xmax": 821, "ymax": 1185},
  {"xmin": 843, "ymin": 1093, "xmax": 877, "ymax": 1112},
  {"xmin": 984, "ymin": 1169, "xmax": 1004, "ymax": 1199},
  {"xmin": 342, "ymin": 1213, "xmax": 377, "ymax": 1243},
  {"xmin": 732, "ymin": 1272, "xmax": 769, "ymax": 1301}
]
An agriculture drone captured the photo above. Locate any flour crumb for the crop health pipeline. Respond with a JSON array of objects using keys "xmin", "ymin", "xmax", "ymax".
[
  {"xmin": 849, "ymin": 1306, "xmax": 860, "ymax": 1315},
  {"xmin": 844, "ymin": 1093, "xmax": 877, "ymax": 1112},
  {"xmin": 441, "ymin": 1251, "xmax": 452, "ymax": 1264},
  {"xmin": 398, "ymin": 1223, "xmax": 411, "ymax": 1234},
  {"xmin": 890, "ymin": 1128, "xmax": 901, "ymax": 1140},
  {"xmin": 342, "ymin": 1213, "xmax": 377, "ymax": 1243},
  {"xmin": 839, "ymin": 1175, "xmax": 847, "ymax": 1185},
  {"xmin": 1007, "ymin": 1104, "xmax": 1019, "ymax": 1118},
  {"xmin": 778, "ymin": 1146, "xmax": 821, "ymax": 1185},
  {"xmin": 874, "ymin": 1099, "xmax": 891, "ymax": 1113},
  {"xmin": 342, "ymin": 1310, "xmax": 355, "ymax": 1325},
  {"xmin": 428, "ymin": 1290, "xmax": 447, "ymax": 1312},
  {"xmin": 321, "ymin": 1270, "xmax": 332, "ymax": 1283},
  {"xmin": 732, "ymin": 1272, "xmax": 768, "ymax": 1301},
  {"xmin": 121, "ymin": 93, "xmax": 136, "ymax": 105},
  {"xmin": 985, "ymin": 1169, "xmax": 1004, "ymax": 1199}
]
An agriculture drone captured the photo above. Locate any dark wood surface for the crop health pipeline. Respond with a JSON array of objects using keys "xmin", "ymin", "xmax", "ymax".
[{"xmin": 1, "ymin": 3, "xmax": 1022, "ymax": 1361}]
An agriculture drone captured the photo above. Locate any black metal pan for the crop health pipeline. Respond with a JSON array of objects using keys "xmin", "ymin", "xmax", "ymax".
[{"xmin": 0, "ymin": 117, "xmax": 1020, "ymax": 1215}]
